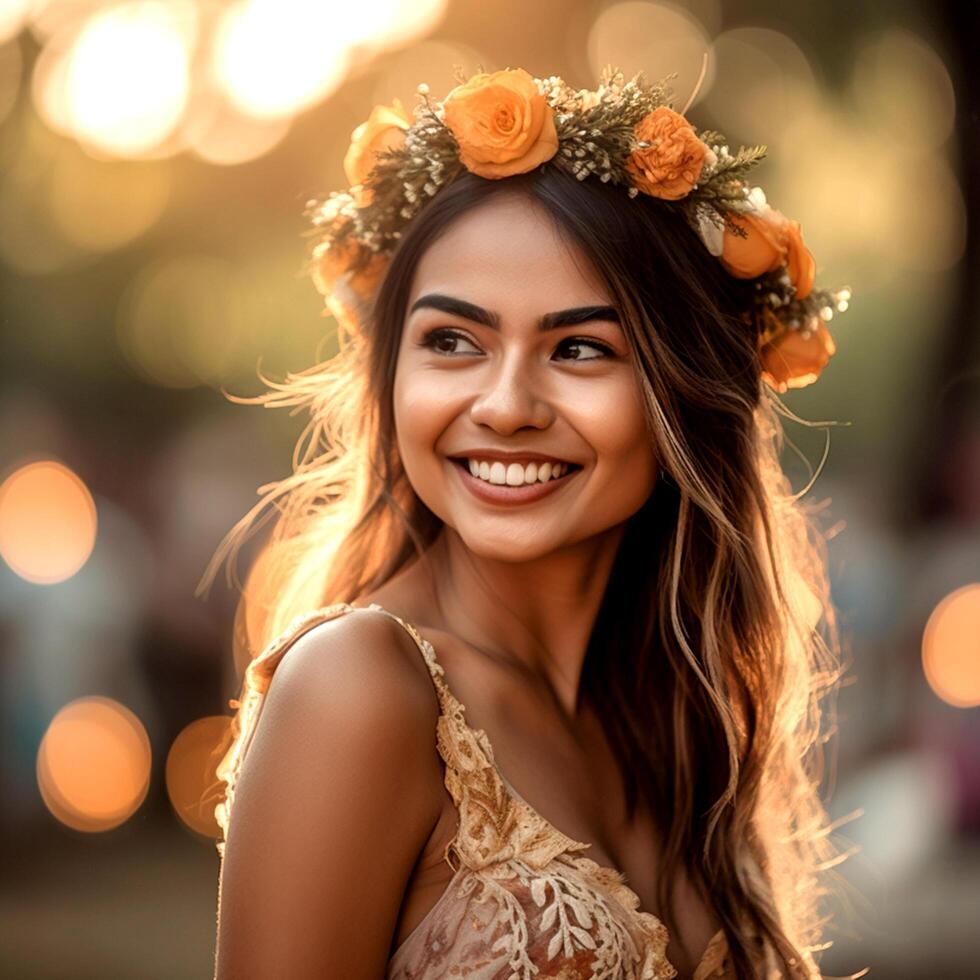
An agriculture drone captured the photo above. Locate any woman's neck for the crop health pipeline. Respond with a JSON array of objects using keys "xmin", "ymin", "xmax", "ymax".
[{"xmin": 406, "ymin": 524, "xmax": 626, "ymax": 719}]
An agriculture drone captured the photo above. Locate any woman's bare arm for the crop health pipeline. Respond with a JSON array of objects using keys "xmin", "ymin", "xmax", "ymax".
[{"xmin": 214, "ymin": 609, "xmax": 444, "ymax": 979}]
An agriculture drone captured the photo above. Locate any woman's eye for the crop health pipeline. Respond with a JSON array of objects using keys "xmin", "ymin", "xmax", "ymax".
[
  {"xmin": 554, "ymin": 338, "xmax": 614, "ymax": 361},
  {"xmin": 419, "ymin": 328, "xmax": 481, "ymax": 356},
  {"xmin": 418, "ymin": 327, "xmax": 614, "ymax": 361}
]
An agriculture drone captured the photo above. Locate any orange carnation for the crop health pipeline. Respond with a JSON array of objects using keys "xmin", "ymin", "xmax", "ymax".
[
  {"xmin": 626, "ymin": 106, "xmax": 708, "ymax": 200},
  {"xmin": 722, "ymin": 207, "xmax": 816, "ymax": 300},
  {"xmin": 442, "ymin": 67, "xmax": 559, "ymax": 179},
  {"xmin": 759, "ymin": 319, "xmax": 836, "ymax": 392},
  {"xmin": 343, "ymin": 98, "xmax": 412, "ymax": 207}
]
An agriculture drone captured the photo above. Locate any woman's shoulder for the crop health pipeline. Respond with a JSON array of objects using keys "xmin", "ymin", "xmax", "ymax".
[
  {"xmin": 213, "ymin": 601, "xmax": 449, "ymax": 978},
  {"xmin": 260, "ymin": 600, "xmax": 442, "ymax": 717}
]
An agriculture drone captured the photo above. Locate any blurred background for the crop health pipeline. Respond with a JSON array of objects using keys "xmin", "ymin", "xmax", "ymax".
[{"xmin": 0, "ymin": 0, "xmax": 977, "ymax": 977}]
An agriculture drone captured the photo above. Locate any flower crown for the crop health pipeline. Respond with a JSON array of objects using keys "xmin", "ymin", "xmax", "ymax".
[{"xmin": 304, "ymin": 62, "xmax": 851, "ymax": 393}]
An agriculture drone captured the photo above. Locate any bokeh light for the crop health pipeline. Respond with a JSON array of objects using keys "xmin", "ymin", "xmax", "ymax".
[
  {"xmin": 773, "ymin": 108, "xmax": 965, "ymax": 291},
  {"xmin": 212, "ymin": 0, "xmax": 448, "ymax": 123},
  {"xmin": 116, "ymin": 249, "xmax": 328, "ymax": 390},
  {"xmin": 0, "ymin": 0, "xmax": 33, "ymax": 45},
  {"xmin": 0, "ymin": 459, "xmax": 97, "ymax": 584},
  {"xmin": 586, "ymin": 2, "xmax": 714, "ymax": 106},
  {"xmin": 369, "ymin": 38, "xmax": 489, "ymax": 111},
  {"xmin": 166, "ymin": 715, "xmax": 233, "ymax": 837},
  {"xmin": 181, "ymin": 85, "xmax": 292, "ymax": 165},
  {"xmin": 53, "ymin": 1, "xmax": 195, "ymax": 157},
  {"xmin": 922, "ymin": 583, "xmax": 980, "ymax": 708},
  {"xmin": 49, "ymin": 148, "xmax": 172, "ymax": 251},
  {"xmin": 705, "ymin": 27, "xmax": 819, "ymax": 135},
  {"xmin": 345, "ymin": 0, "xmax": 448, "ymax": 55},
  {"xmin": 37, "ymin": 696, "xmax": 152, "ymax": 832},
  {"xmin": 851, "ymin": 27, "xmax": 956, "ymax": 151},
  {"xmin": 0, "ymin": 115, "xmax": 91, "ymax": 274},
  {"xmin": 0, "ymin": 36, "xmax": 23, "ymax": 126},
  {"xmin": 25, "ymin": 0, "xmax": 106, "ymax": 46},
  {"xmin": 211, "ymin": 0, "xmax": 352, "ymax": 121},
  {"xmin": 116, "ymin": 253, "xmax": 250, "ymax": 389}
]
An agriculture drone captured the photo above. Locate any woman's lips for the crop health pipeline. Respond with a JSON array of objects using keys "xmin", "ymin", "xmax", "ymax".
[{"xmin": 449, "ymin": 458, "xmax": 581, "ymax": 506}]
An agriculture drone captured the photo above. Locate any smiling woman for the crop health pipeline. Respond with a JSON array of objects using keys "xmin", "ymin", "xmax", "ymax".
[
  {"xmin": 200, "ymin": 80, "xmax": 859, "ymax": 980},
  {"xmin": 390, "ymin": 191, "xmax": 658, "ymax": 570}
]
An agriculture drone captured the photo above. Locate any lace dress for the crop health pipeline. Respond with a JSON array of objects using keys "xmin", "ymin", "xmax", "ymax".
[{"xmin": 215, "ymin": 601, "xmax": 791, "ymax": 979}]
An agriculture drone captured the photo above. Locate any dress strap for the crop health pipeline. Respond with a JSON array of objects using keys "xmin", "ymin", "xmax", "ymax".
[
  {"xmin": 365, "ymin": 603, "xmax": 591, "ymax": 873},
  {"xmin": 361, "ymin": 603, "xmax": 458, "ymax": 717}
]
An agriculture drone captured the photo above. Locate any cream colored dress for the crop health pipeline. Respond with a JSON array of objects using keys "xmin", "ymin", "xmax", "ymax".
[{"xmin": 216, "ymin": 601, "xmax": 800, "ymax": 979}]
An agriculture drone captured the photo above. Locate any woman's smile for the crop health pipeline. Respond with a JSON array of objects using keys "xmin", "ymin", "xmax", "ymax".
[{"xmin": 447, "ymin": 455, "xmax": 583, "ymax": 506}]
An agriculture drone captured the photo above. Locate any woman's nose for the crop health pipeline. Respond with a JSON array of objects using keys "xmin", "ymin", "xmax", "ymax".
[{"xmin": 467, "ymin": 356, "xmax": 552, "ymax": 432}]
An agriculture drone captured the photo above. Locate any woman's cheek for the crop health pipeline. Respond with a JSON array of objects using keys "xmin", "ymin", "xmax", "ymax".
[
  {"xmin": 395, "ymin": 370, "xmax": 458, "ymax": 459},
  {"xmin": 564, "ymin": 372, "xmax": 651, "ymax": 461}
]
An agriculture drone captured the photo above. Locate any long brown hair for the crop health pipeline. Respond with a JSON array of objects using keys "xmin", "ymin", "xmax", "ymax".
[{"xmin": 202, "ymin": 165, "xmax": 863, "ymax": 978}]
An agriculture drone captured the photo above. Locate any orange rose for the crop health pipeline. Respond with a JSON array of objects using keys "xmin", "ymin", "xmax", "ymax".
[
  {"xmin": 722, "ymin": 207, "xmax": 816, "ymax": 299},
  {"xmin": 311, "ymin": 238, "xmax": 355, "ymax": 297},
  {"xmin": 343, "ymin": 98, "xmax": 412, "ymax": 207},
  {"xmin": 782, "ymin": 217, "xmax": 815, "ymax": 301},
  {"xmin": 720, "ymin": 210, "xmax": 787, "ymax": 279},
  {"xmin": 626, "ymin": 106, "xmax": 708, "ymax": 200},
  {"xmin": 347, "ymin": 251, "xmax": 388, "ymax": 300},
  {"xmin": 318, "ymin": 252, "xmax": 389, "ymax": 339},
  {"xmin": 325, "ymin": 288, "xmax": 369, "ymax": 339},
  {"xmin": 311, "ymin": 238, "xmax": 387, "ymax": 301},
  {"xmin": 759, "ymin": 320, "xmax": 836, "ymax": 392},
  {"xmin": 442, "ymin": 67, "xmax": 559, "ymax": 179}
]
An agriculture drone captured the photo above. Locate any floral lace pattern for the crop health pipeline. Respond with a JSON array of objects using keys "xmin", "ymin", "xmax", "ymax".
[
  {"xmin": 365, "ymin": 604, "xmax": 735, "ymax": 980},
  {"xmin": 214, "ymin": 602, "xmax": 736, "ymax": 979}
]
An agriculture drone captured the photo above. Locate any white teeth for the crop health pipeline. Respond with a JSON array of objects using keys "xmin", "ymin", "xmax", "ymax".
[{"xmin": 464, "ymin": 458, "xmax": 569, "ymax": 486}]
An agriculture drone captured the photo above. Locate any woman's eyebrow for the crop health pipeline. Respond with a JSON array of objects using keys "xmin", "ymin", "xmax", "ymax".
[{"xmin": 409, "ymin": 293, "xmax": 621, "ymax": 332}]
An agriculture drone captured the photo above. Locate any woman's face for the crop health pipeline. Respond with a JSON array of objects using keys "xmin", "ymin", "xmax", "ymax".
[{"xmin": 393, "ymin": 193, "xmax": 659, "ymax": 562}]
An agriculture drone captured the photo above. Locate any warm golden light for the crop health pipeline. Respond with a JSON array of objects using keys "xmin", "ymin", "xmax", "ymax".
[
  {"xmin": 0, "ymin": 31, "xmax": 23, "ymax": 126},
  {"xmin": 922, "ymin": 583, "xmax": 980, "ymax": 709},
  {"xmin": 852, "ymin": 28, "xmax": 955, "ymax": 151},
  {"xmin": 212, "ymin": 0, "xmax": 350, "ymax": 121},
  {"xmin": 115, "ymin": 254, "xmax": 246, "ymax": 389},
  {"xmin": 355, "ymin": 0, "xmax": 448, "ymax": 55},
  {"xmin": 116, "ymin": 249, "xmax": 327, "ymax": 388},
  {"xmin": 587, "ymin": 2, "xmax": 713, "ymax": 106},
  {"xmin": 37, "ymin": 697, "xmax": 152, "ymax": 832},
  {"xmin": 705, "ymin": 27, "xmax": 818, "ymax": 135},
  {"xmin": 166, "ymin": 715, "xmax": 233, "ymax": 837},
  {"xmin": 26, "ymin": 0, "xmax": 106, "ymax": 45},
  {"xmin": 369, "ymin": 38, "xmax": 488, "ymax": 117},
  {"xmin": 48, "ymin": 147, "xmax": 172, "ymax": 251},
  {"xmin": 181, "ymin": 86, "xmax": 292, "ymax": 166},
  {"xmin": 59, "ymin": 1, "xmax": 194, "ymax": 156},
  {"xmin": 238, "ymin": 536, "xmax": 312, "ymax": 676},
  {"xmin": 0, "ymin": 0, "xmax": 32, "ymax": 45},
  {"xmin": 775, "ymin": 102, "xmax": 966, "ymax": 286},
  {"xmin": 0, "ymin": 460, "xmax": 97, "ymax": 584}
]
